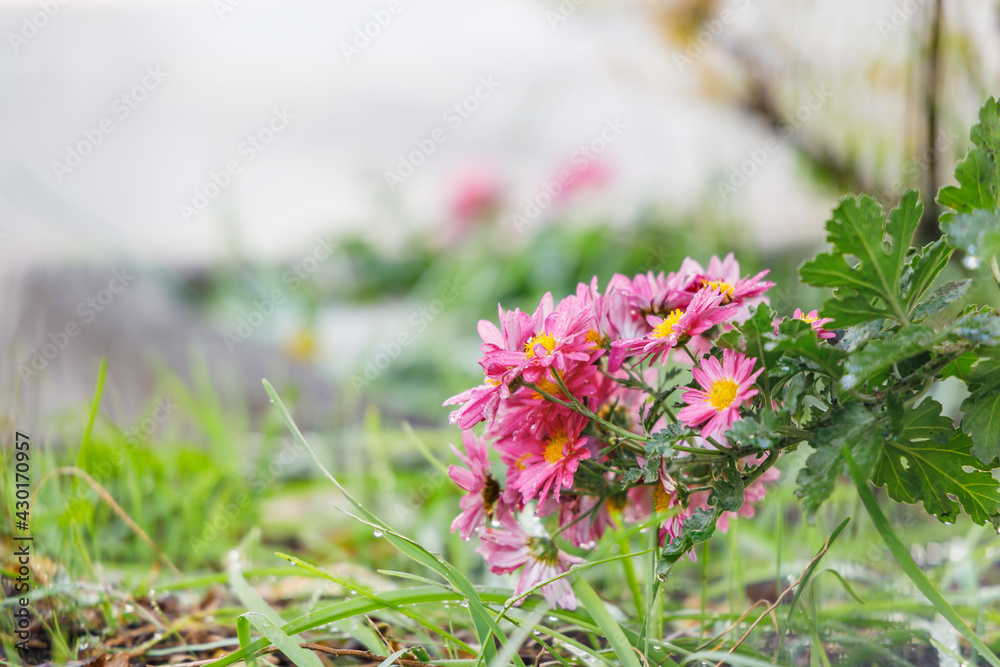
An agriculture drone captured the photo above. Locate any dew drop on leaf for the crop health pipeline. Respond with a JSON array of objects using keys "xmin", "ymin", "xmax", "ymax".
[
  {"xmin": 373, "ymin": 529, "xmax": 383, "ymax": 538},
  {"xmin": 964, "ymin": 254, "xmax": 981, "ymax": 270}
]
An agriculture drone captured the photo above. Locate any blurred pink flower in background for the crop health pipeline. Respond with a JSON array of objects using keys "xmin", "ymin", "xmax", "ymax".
[
  {"xmin": 556, "ymin": 160, "xmax": 611, "ymax": 202},
  {"xmin": 445, "ymin": 166, "xmax": 502, "ymax": 241}
]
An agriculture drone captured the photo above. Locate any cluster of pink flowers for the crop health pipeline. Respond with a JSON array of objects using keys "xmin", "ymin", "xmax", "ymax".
[{"xmin": 444, "ymin": 254, "xmax": 786, "ymax": 609}]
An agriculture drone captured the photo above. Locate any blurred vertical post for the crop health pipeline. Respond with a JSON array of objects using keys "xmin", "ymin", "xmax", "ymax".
[{"xmin": 920, "ymin": 0, "xmax": 943, "ymax": 243}]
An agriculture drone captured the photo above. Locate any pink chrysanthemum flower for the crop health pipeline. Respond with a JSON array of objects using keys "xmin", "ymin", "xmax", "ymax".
[
  {"xmin": 558, "ymin": 493, "xmax": 618, "ymax": 550},
  {"xmin": 476, "ymin": 513, "xmax": 583, "ymax": 610},
  {"xmin": 486, "ymin": 366, "xmax": 597, "ymax": 441},
  {"xmin": 447, "ymin": 431, "xmax": 503, "ymax": 541},
  {"xmin": 678, "ymin": 349, "xmax": 763, "ymax": 440},
  {"xmin": 681, "ymin": 253, "xmax": 775, "ymax": 321},
  {"xmin": 793, "ymin": 308, "xmax": 836, "ymax": 340},
  {"xmin": 612, "ymin": 287, "xmax": 737, "ymax": 365},
  {"xmin": 506, "ymin": 413, "xmax": 592, "ymax": 503}
]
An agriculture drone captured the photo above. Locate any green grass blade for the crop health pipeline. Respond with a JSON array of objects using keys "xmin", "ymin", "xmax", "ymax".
[
  {"xmin": 236, "ymin": 616, "xmax": 258, "ymax": 667},
  {"xmin": 844, "ymin": 446, "xmax": 1000, "ymax": 667},
  {"xmin": 262, "ymin": 379, "xmax": 522, "ymax": 666},
  {"xmin": 227, "ymin": 554, "xmax": 287, "ymax": 628},
  {"xmin": 572, "ymin": 579, "xmax": 641, "ymax": 667},
  {"xmin": 681, "ymin": 651, "xmax": 791, "ymax": 667},
  {"xmin": 488, "ymin": 604, "xmax": 548, "ymax": 667},
  {"xmin": 279, "ymin": 553, "xmax": 476, "ymax": 654},
  {"xmin": 74, "ymin": 358, "xmax": 107, "ymax": 475},
  {"xmin": 813, "ymin": 568, "xmax": 865, "ymax": 604},
  {"xmin": 377, "ymin": 649, "xmax": 410, "ymax": 667},
  {"xmin": 240, "ymin": 612, "xmax": 323, "ymax": 667},
  {"xmin": 775, "ymin": 515, "xmax": 851, "ymax": 656}
]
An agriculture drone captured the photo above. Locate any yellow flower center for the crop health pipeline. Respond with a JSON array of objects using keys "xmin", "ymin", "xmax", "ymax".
[
  {"xmin": 543, "ymin": 431, "xmax": 569, "ymax": 465},
  {"xmin": 653, "ymin": 484, "xmax": 672, "ymax": 513},
  {"xmin": 798, "ymin": 313, "xmax": 818, "ymax": 324},
  {"xmin": 585, "ymin": 329, "xmax": 603, "ymax": 348},
  {"xmin": 708, "ymin": 378, "xmax": 739, "ymax": 410},
  {"xmin": 532, "ymin": 378, "xmax": 561, "ymax": 400},
  {"xmin": 524, "ymin": 332, "xmax": 557, "ymax": 358},
  {"xmin": 651, "ymin": 309, "xmax": 684, "ymax": 339},
  {"xmin": 703, "ymin": 279, "xmax": 736, "ymax": 302},
  {"xmin": 515, "ymin": 453, "xmax": 531, "ymax": 471}
]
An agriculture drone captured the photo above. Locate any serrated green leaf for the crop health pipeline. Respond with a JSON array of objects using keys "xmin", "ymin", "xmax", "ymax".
[
  {"xmin": 938, "ymin": 97, "xmax": 1000, "ymax": 214},
  {"xmin": 874, "ymin": 398, "xmax": 1000, "ymax": 525},
  {"xmin": 910, "ymin": 279, "xmax": 971, "ymax": 321},
  {"xmin": 939, "ymin": 349, "xmax": 979, "ymax": 380},
  {"xmin": 903, "ymin": 239, "xmax": 955, "ymax": 313},
  {"xmin": 841, "ymin": 324, "xmax": 946, "ymax": 390},
  {"xmin": 837, "ymin": 319, "xmax": 885, "ymax": 353},
  {"xmin": 951, "ymin": 310, "xmax": 1000, "ymax": 346},
  {"xmin": 960, "ymin": 347, "xmax": 1000, "ymax": 464},
  {"xmin": 725, "ymin": 411, "xmax": 782, "ymax": 449},
  {"xmin": 768, "ymin": 318, "xmax": 846, "ymax": 378},
  {"xmin": 942, "ymin": 209, "xmax": 1000, "ymax": 261},
  {"xmin": 800, "ymin": 192, "xmax": 922, "ymax": 327},
  {"xmin": 938, "ymin": 97, "xmax": 1000, "ymax": 261},
  {"xmin": 795, "ymin": 404, "xmax": 882, "ymax": 516}
]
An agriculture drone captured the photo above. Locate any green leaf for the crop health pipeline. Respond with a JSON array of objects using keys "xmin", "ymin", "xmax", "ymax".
[
  {"xmin": 836, "ymin": 319, "xmax": 885, "ymax": 353},
  {"xmin": 903, "ymin": 239, "xmax": 955, "ymax": 313},
  {"xmin": 939, "ymin": 349, "xmax": 979, "ymax": 380},
  {"xmin": 939, "ymin": 98, "xmax": 1000, "ymax": 211},
  {"xmin": 621, "ymin": 454, "xmax": 660, "ymax": 488},
  {"xmin": 800, "ymin": 192, "xmax": 923, "ymax": 327},
  {"xmin": 724, "ymin": 411, "xmax": 782, "ymax": 450},
  {"xmin": 910, "ymin": 279, "xmax": 970, "ymax": 321},
  {"xmin": 951, "ymin": 310, "xmax": 1000, "ymax": 346},
  {"xmin": 768, "ymin": 318, "xmax": 846, "ymax": 379},
  {"xmin": 655, "ymin": 508, "xmax": 720, "ymax": 579},
  {"xmin": 841, "ymin": 324, "xmax": 946, "ymax": 390},
  {"xmin": 646, "ymin": 425, "xmax": 683, "ymax": 456},
  {"xmin": 960, "ymin": 347, "xmax": 1000, "ymax": 464},
  {"xmin": 238, "ymin": 612, "xmax": 323, "ymax": 667},
  {"xmin": 846, "ymin": 447, "xmax": 1000, "ymax": 667},
  {"xmin": 939, "ymin": 97, "xmax": 1000, "ymax": 260},
  {"xmin": 795, "ymin": 404, "xmax": 882, "ymax": 516},
  {"xmin": 873, "ymin": 398, "xmax": 1000, "ymax": 525},
  {"xmin": 942, "ymin": 209, "xmax": 1000, "ymax": 262}
]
